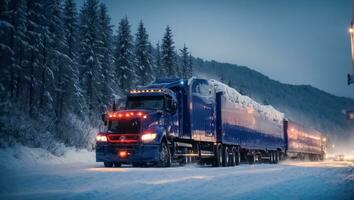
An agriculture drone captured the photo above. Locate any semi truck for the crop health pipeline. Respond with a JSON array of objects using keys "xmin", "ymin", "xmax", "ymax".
[{"xmin": 96, "ymin": 78, "xmax": 325, "ymax": 167}]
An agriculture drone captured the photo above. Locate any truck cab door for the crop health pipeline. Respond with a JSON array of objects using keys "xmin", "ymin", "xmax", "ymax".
[{"xmin": 165, "ymin": 95, "xmax": 179, "ymax": 138}]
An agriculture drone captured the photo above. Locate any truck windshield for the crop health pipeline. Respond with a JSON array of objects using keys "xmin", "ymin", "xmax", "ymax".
[{"xmin": 126, "ymin": 96, "xmax": 164, "ymax": 110}]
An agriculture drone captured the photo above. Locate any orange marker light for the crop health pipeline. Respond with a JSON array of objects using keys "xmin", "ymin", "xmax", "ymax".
[
  {"xmin": 137, "ymin": 112, "xmax": 142, "ymax": 116},
  {"xmin": 119, "ymin": 151, "xmax": 128, "ymax": 158}
]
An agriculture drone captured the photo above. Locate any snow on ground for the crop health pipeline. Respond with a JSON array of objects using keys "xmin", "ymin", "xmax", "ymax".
[
  {"xmin": 0, "ymin": 145, "xmax": 94, "ymax": 170},
  {"xmin": 0, "ymin": 146, "xmax": 353, "ymax": 200},
  {"xmin": 210, "ymin": 79, "xmax": 285, "ymax": 124}
]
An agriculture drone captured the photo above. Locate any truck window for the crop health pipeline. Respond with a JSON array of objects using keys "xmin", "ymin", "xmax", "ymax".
[{"xmin": 126, "ymin": 96, "xmax": 164, "ymax": 110}]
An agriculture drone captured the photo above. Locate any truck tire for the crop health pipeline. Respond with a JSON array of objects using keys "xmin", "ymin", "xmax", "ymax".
[
  {"xmin": 212, "ymin": 146, "xmax": 223, "ymax": 167},
  {"xmin": 274, "ymin": 151, "xmax": 278, "ymax": 164},
  {"xmin": 157, "ymin": 141, "xmax": 171, "ymax": 167},
  {"xmin": 104, "ymin": 162, "xmax": 113, "ymax": 167},
  {"xmin": 230, "ymin": 148, "xmax": 236, "ymax": 166},
  {"xmin": 235, "ymin": 150, "xmax": 240, "ymax": 166},
  {"xmin": 222, "ymin": 146, "xmax": 229, "ymax": 167},
  {"xmin": 269, "ymin": 151, "xmax": 274, "ymax": 164},
  {"xmin": 114, "ymin": 162, "xmax": 122, "ymax": 167}
]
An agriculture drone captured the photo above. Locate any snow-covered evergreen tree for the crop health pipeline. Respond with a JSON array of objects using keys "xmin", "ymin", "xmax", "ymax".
[
  {"xmin": 26, "ymin": 0, "xmax": 46, "ymax": 116},
  {"xmin": 79, "ymin": 0, "xmax": 102, "ymax": 114},
  {"xmin": 63, "ymin": 0, "xmax": 84, "ymax": 117},
  {"xmin": 179, "ymin": 44, "xmax": 189, "ymax": 79},
  {"xmin": 154, "ymin": 41, "xmax": 162, "ymax": 76},
  {"xmin": 97, "ymin": 3, "xmax": 114, "ymax": 110},
  {"xmin": 187, "ymin": 54, "xmax": 193, "ymax": 78},
  {"xmin": 42, "ymin": 0, "xmax": 67, "ymax": 119},
  {"xmin": 114, "ymin": 16, "xmax": 135, "ymax": 91},
  {"xmin": 134, "ymin": 20, "xmax": 153, "ymax": 85},
  {"xmin": 161, "ymin": 26, "xmax": 176, "ymax": 77},
  {"xmin": 10, "ymin": 0, "xmax": 28, "ymax": 101},
  {"xmin": 0, "ymin": 0, "xmax": 13, "ymax": 105}
]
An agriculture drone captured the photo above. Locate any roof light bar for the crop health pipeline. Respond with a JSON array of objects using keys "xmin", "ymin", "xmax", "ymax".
[{"xmin": 129, "ymin": 88, "xmax": 163, "ymax": 94}]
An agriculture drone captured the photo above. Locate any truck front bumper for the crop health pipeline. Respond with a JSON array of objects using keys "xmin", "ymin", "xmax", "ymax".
[{"xmin": 96, "ymin": 142, "xmax": 160, "ymax": 164}]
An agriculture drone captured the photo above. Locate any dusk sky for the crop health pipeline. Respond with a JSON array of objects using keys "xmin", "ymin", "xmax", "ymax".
[{"xmin": 80, "ymin": 0, "xmax": 353, "ymax": 98}]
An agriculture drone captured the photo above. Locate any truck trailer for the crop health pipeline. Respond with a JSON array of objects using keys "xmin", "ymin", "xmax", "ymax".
[{"xmin": 96, "ymin": 78, "xmax": 325, "ymax": 167}]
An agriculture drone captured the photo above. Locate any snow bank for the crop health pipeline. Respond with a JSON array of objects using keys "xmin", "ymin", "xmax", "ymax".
[
  {"xmin": 210, "ymin": 79, "xmax": 285, "ymax": 124},
  {"xmin": 0, "ymin": 144, "xmax": 94, "ymax": 170}
]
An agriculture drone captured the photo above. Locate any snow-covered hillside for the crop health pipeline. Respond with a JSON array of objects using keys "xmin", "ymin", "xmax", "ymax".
[{"xmin": 0, "ymin": 146, "xmax": 353, "ymax": 200}]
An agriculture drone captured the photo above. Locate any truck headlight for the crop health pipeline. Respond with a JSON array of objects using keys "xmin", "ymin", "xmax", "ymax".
[
  {"xmin": 141, "ymin": 133, "xmax": 157, "ymax": 142},
  {"xmin": 96, "ymin": 134, "xmax": 107, "ymax": 142}
]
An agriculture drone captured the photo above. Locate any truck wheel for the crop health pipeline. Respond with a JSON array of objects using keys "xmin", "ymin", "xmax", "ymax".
[
  {"xmin": 269, "ymin": 151, "xmax": 273, "ymax": 164},
  {"xmin": 158, "ymin": 142, "xmax": 171, "ymax": 167},
  {"xmin": 212, "ymin": 146, "xmax": 223, "ymax": 167},
  {"xmin": 104, "ymin": 162, "xmax": 113, "ymax": 167},
  {"xmin": 274, "ymin": 151, "xmax": 279, "ymax": 164},
  {"xmin": 222, "ymin": 146, "xmax": 229, "ymax": 167},
  {"xmin": 235, "ymin": 150, "xmax": 240, "ymax": 166},
  {"xmin": 114, "ymin": 162, "xmax": 121, "ymax": 167},
  {"xmin": 230, "ymin": 149, "xmax": 236, "ymax": 166}
]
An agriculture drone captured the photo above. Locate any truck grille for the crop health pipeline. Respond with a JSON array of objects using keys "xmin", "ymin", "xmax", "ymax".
[
  {"xmin": 107, "ymin": 134, "xmax": 140, "ymax": 143},
  {"xmin": 108, "ymin": 118, "xmax": 140, "ymax": 134}
]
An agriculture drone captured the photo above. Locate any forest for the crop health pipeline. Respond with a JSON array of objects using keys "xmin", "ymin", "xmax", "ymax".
[{"xmin": 0, "ymin": 0, "xmax": 193, "ymax": 153}]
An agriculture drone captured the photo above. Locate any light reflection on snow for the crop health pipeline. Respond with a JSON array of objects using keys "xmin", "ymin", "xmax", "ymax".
[
  {"xmin": 85, "ymin": 167, "xmax": 129, "ymax": 172},
  {"xmin": 282, "ymin": 160, "xmax": 354, "ymax": 168},
  {"xmin": 142, "ymin": 175, "xmax": 213, "ymax": 185}
]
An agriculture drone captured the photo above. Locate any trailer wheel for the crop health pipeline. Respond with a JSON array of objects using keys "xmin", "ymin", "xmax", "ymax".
[
  {"xmin": 104, "ymin": 162, "xmax": 113, "ymax": 167},
  {"xmin": 222, "ymin": 146, "xmax": 229, "ymax": 167},
  {"xmin": 274, "ymin": 151, "xmax": 279, "ymax": 164},
  {"xmin": 114, "ymin": 162, "xmax": 122, "ymax": 167},
  {"xmin": 230, "ymin": 148, "xmax": 236, "ymax": 166},
  {"xmin": 269, "ymin": 151, "xmax": 274, "ymax": 164},
  {"xmin": 235, "ymin": 150, "xmax": 240, "ymax": 165},
  {"xmin": 158, "ymin": 141, "xmax": 171, "ymax": 167}
]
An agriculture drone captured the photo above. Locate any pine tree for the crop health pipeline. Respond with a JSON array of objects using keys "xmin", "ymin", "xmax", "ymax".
[
  {"xmin": 187, "ymin": 54, "xmax": 193, "ymax": 78},
  {"xmin": 63, "ymin": 0, "xmax": 83, "ymax": 116},
  {"xmin": 179, "ymin": 44, "xmax": 189, "ymax": 79},
  {"xmin": 154, "ymin": 41, "xmax": 162, "ymax": 76},
  {"xmin": 26, "ymin": 0, "xmax": 46, "ymax": 115},
  {"xmin": 79, "ymin": 0, "xmax": 102, "ymax": 114},
  {"xmin": 43, "ymin": 0, "xmax": 67, "ymax": 119},
  {"xmin": 0, "ymin": 0, "xmax": 13, "ymax": 102},
  {"xmin": 114, "ymin": 16, "xmax": 134, "ymax": 91},
  {"xmin": 10, "ymin": 0, "xmax": 28, "ymax": 101},
  {"xmin": 161, "ymin": 26, "xmax": 176, "ymax": 77},
  {"xmin": 134, "ymin": 20, "xmax": 153, "ymax": 85},
  {"xmin": 97, "ymin": 3, "xmax": 113, "ymax": 110}
]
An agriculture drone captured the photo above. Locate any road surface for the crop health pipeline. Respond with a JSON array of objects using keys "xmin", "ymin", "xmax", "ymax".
[{"xmin": 0, "ymin": 159, "xmax": 353, "ymax": 200}]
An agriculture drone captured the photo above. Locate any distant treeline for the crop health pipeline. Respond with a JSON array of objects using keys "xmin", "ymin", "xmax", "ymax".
[{"xmin": 0, "ymin": 0, "xmax": 193, "ymax": 150}]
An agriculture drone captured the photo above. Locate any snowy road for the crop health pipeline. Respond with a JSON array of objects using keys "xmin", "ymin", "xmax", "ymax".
[{"xmin": 0, "ymin": 154, "xmax": 353, "ymax": 200}]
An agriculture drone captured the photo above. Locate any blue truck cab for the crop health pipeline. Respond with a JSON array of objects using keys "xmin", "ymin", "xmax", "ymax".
[{"xmin": 96, "ymin": 78, "xmax": 188, "ymax": 167}]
